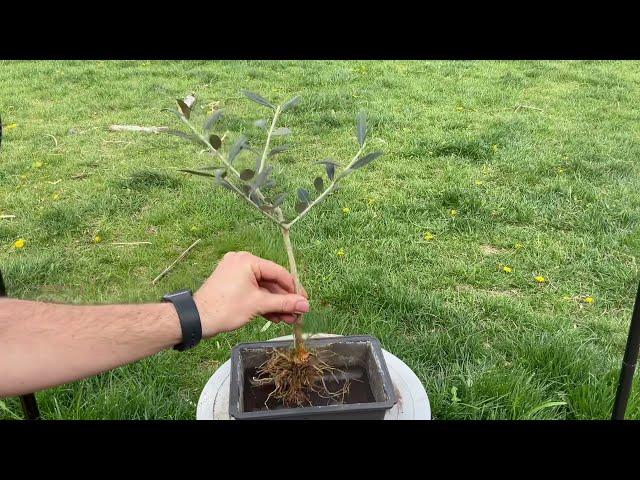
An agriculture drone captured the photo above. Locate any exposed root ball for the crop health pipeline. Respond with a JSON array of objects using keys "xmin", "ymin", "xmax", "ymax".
[{"xmin": 252, "ymin": 348, "xmax": 351, "ymax": 408}]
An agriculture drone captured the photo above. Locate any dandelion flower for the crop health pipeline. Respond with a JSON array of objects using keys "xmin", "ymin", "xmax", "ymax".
[
  {"xmin": 33, "ymin": 161, "xmax": 43, "ymax": 169},
  {"xmin": 93, "ymin": 235, "xmax": 102, "ymax": 244},
  {"xmin": 336, "ymin": 248, "xmax": 345, "ymax": 257},
  {"xmin": 492, "ymin": 144, "xmax": 498, "ymax": 152},
  {"xmin": 456, "ymin": 106, "xmax": 464, "ymax": 111},
  {"xmin": 474, "ymin": 180, "xmax": 483, "ymax": 186},
  {"xmin": 342, "ymin": 207, "xmax": 350, "ymax": 214},
  {"xmin": 13, "ymin": 238, "xmax": 26, "ymax": 249},
  {"xmin": 450, "ymin": 209, "xmax": 458, "ymax": 217},
  {"xmin": 424, "ymin": 232, "xmax": 435, "ymax": 241},
  {"xmin": 584, "ymin": 296, "xmax": 595, "ymax": 304},
  {"xmin": 190, "ymin": 225, "xmax": 198, "ymax": 232},
  {"xmin": 5, "ymin": 123, "xmax": 17, "ymax": 130},
  {"xmin": 367, "ymin": 197, "xmax": 376, "ymax": 205},
  {"xmin": 534, "ymin": 275, "xmax": 545, "ymax": 283},
  {"xmin": 503, "ymin": 266, "xmax": 512, "ymax": 273},
  {"xmin": 514, "ymin": 243, "xmax": 524, "ymax": 250},
  {"xmin": 52, "ymin": 193, "xmax": 60, "ymax": 200}
]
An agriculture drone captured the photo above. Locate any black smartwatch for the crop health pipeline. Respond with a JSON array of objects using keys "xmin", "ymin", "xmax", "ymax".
[{"xmin": 162, "ymin": 289, "xmax": 202, "ymax": 351}]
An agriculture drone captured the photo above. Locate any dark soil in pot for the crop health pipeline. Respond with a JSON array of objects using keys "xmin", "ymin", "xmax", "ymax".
[{"xmin": 229, "ymin": 335, "xmax": 396, "ymax": 420}]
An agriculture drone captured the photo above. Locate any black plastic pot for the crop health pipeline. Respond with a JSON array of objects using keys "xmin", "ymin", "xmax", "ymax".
[{"xmin": 229, "ymin": 335, "xmax": 396, "ymax": 420}]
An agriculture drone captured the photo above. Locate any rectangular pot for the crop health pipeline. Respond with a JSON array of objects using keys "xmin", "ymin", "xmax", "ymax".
[{"xmin": 229, "ymin": 335, "xmax": 396, "ymax": 420}]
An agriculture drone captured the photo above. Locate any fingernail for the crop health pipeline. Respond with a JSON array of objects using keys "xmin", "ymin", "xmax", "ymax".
[{"xmin": 294, "ymin": 299, "xmax": 310, "ymax": 313}]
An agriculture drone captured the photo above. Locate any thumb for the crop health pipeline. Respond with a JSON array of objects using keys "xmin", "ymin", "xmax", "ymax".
[{"xmin": 256, "ymin": 292, "xmax": 310, "ymax": 315}]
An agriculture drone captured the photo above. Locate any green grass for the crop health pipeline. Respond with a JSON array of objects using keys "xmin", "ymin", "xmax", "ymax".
[{"xmin": 1, "ymin": 60, "xmax": 640, "ymax": 419}]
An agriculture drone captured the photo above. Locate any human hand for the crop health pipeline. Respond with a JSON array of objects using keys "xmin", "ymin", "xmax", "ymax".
[{"xmin": 193, "ymin": 251, "xmax": 309, "ymax": 338}]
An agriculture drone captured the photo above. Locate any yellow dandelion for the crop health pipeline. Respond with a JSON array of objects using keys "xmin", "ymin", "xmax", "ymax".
[
  {"xmin": 534, "ymin": 275, "xmax": 545, "ymax": 283},
  {"xmin": 190, "ymin": 225, "xmax": 198, "ymax": 232},
  {"xmin": 450, "ymin": 209, "xmax": 458, "ymax": 217},
  {"xmin": 514, "ymin": 243, "xmax": 524, "ymax": 250},
  {"xmin": 342, "ymin": 207, "xmax": 350, "ymax": 214},
  {"xmin": 492, "ymin": 144, "xmax": 498, "ymax": 152},
  {"xmin": 93, "ymin": 235, "xmax": 102, "ymax": 244},
  {"xmin": 13, "ymin": 238, "xmax": 26, "ymax": 249},
  {"xmin": 33, "ymin": 161, "xmax": 43, "ymax": 169},
  {"xmin": 367, "ymin": 197, "xmax": 376, "ymax": 205},
  {"xmin": 423, "ymin": 232, "xmax": 435, "ymax": 241},
  {"xmin": 5, "ymin": 123, "xmax": 17, "ymax": 130},
  {"xmin": 474, "ymin": 180, "xmax": 483, "ymax": 186},
  {"xmin": 52, "ymin": 193, "xmax": 60, "ymax": 200},
  {"xmin": 584, "ymin": 296, "xmax": 595, "ymax": 304},
  {"xmin": 456, "ymin": 106, "xmax": 464, "ymax": 111},
  {"xmin": 503, "ymin": 265, "xmax": 512, "ymax": 273},
  {"xmin": 336, "ymin": 248, "xmax": 345, "ymax": 257}
]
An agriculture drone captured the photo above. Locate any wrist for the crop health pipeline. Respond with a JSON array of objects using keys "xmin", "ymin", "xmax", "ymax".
[
  {"xmin": 158, "ymin": 302, "xmax": 184, "ymax": 348},
  {"xmin": 192, "ymin": 294, "xmax": 222, "ymax": 339}
]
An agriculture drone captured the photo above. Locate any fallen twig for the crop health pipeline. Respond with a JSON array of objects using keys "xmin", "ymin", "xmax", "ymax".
[
  {"xmin": 111, "ymin": 241, "xmax": 152, "ymax": 246},
  {"xmin": 109, "ymin": 125, "xmax": 169, "ymax": 134},
  {"xmin": 152, "ymin": 238, "xmax": 201, "ymax": 285}
]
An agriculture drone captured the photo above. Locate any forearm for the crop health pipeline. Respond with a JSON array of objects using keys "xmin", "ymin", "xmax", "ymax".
[{"xmin": 0, "ymin": 298, "xmax": 182, "ymax": 397}]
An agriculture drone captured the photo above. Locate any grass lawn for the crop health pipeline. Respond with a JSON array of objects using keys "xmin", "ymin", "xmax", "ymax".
[{"xmin": 1, "ymin": 60, "xmax": 640, "ymax": 419}]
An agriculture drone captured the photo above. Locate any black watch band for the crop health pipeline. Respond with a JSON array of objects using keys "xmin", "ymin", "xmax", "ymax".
[{"xmin": 162, "ymin": 289, "xmax": 202, "ymax": 351}]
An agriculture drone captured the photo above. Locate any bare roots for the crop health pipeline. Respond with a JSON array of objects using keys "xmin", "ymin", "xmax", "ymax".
[{"xmin": 252, "ymin": 347, "xmax": 351, "ymax": 408}]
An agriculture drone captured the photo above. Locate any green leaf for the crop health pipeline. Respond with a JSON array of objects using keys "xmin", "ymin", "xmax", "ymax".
[
  {"xmin": 297, "ymin": 188, "xmax": 310, "ymax": 204},
  {"xmin": 209, "ymin": 134, "xmax": 222, "ymax": 150},
  {"xmin": 249, "ymin": 191, "xmax": 262, "ymax": 205},
  {"xmin": 357, "ymin": 110, "xmax": 366, "ymax": 147},
  {"xmin": 268, "ymin": 145, "xmax": 290, "ymax": 157},
  {"xmin": 179, "ymin": 169, "xmax": 216, "ymax": 178},
  {"xmin": 203, "ymin": 110, "xmax": 223, "ymax": 132},
  {"xmin": 254, "ymin": 119, "xmax": 267, "ymax": 129},
  {"xmin": 315, "ymin": 159, "xmax": 341, "ymax": 181},
  {"xmin": 228, "ymin": 135, "xmax": 247, "ymax": 164},
  {"xmin": 254, "ymin": 165, "xmax": 273, "ymax": 189},
  {"xmin": 273, "ymin": 192, "xmax": 286, "ymax": 206},
  {"xmin": 272, "ymin": 127, "xmax": 291, "ymax": 136},
  {"xmin": 215, "ymin": 169, "xmax": 232, "ymax": 190},
  {"xmin": 351, "ymin": 151, "xmax": 383, "ymax": 170},
  {"xmin": 176, "ymin": 99, "xmax": 191, "ymax": 119},
  {"xmin": 295, "ymin": 202, "xmax": 307, "ymax": 214},
  {"xmin": 240, "ymin": 169, "xmax": 255, "ymax": 181},
  {"xmin": 314, "ymin": 176, "xmax": 324, "ymax": 193},
  {"xmin": 281, "ymin": 96, "xmax": 300, "ymax": 112},
  {"xmin": 241, "ymin": 90, "xmax": 275, "ymax": 109},
  {"xmin": 262, "ymin": 179, "xmax": 276, "ymax": 190}
]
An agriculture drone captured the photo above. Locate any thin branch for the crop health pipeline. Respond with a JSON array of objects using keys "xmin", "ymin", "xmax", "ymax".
[
  {"xmin": 258, "ymin": 105, "xmax": 282, "ymax": 175},
  {"xmin": 152, "ymin": 239, "xmax": 201, "ymax": 285},
  {"xmin": 178, "ymin": 111, "xmax": 283, "ymax": 227},
  {"xmin": 284, "ymin": 143, "xmax": 366, "ymax": 229},
  {"xmin": 178, "ymin": 116, "xmax": 241, "ymax": 178}
]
